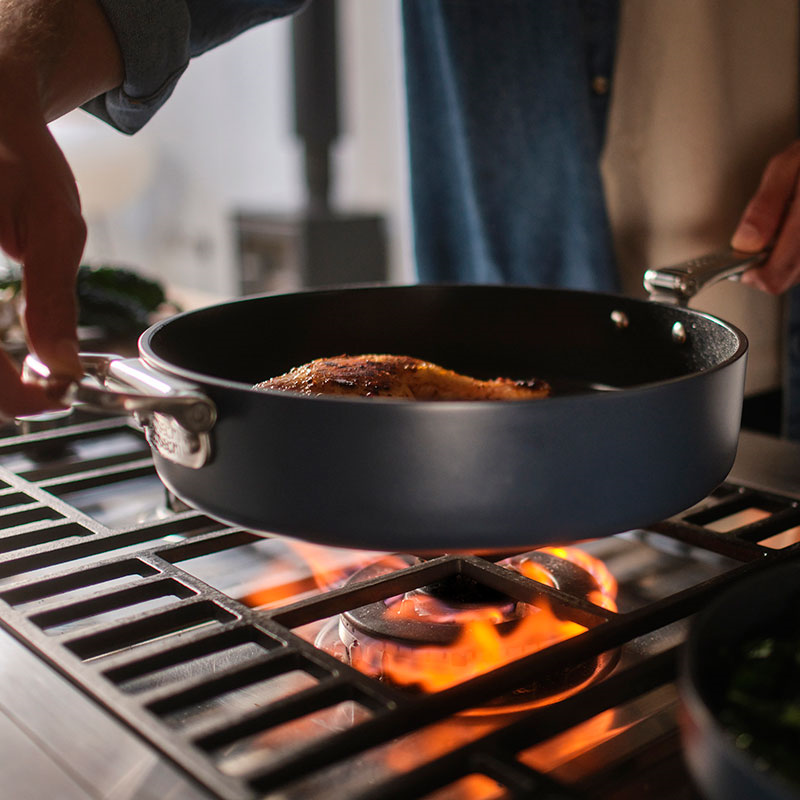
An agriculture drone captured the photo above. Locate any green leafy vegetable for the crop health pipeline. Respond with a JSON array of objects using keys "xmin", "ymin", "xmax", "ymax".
[
  {"xmin": 0, "ymin": 262, "xmax": 168, "ymax": 338},
  {"xmin": 719, "ymin": 619, "xmax": 800, "ymax": 786}
]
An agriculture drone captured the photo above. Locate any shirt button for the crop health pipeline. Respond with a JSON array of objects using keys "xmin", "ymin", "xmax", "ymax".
[{"xmin": 591, "ymin": 75, "xmax": 610, "ymax": 95}]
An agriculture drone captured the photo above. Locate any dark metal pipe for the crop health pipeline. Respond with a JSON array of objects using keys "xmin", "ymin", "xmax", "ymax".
[{"xmin": 292, "ymin": 0, "xmax": 340, "ymax": 212}]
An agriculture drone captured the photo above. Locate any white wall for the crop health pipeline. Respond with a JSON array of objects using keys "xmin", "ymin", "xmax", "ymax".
[{"xmin": 51, "ymin": 0, "xmax": 412, "ymax": 299}]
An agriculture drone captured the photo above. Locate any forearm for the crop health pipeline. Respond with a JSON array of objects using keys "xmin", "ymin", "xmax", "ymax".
[
  {"xmin": 86, "ymin": 0, "xmax": 305, "ymax": 133},
  {"xmin": 0, "ymin": 0, "xmax": 123, "ymax": 123}
]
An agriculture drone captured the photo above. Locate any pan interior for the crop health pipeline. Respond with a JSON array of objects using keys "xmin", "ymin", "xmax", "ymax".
[{"xmin": 142, "ymin": 285, "xmax": 745, "ymax": 393}]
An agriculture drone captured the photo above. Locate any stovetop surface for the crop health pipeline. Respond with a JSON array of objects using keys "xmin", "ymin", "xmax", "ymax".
[{"xmin": 1, "ymin": 411, "xmax": 799, "ymax": 800}]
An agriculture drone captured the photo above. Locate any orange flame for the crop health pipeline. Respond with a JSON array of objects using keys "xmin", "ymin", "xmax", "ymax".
[
  {"xmin": 349, "ymin": 545, "xmax": 618, "ymax": 699},
  {"xmin": 534, "ymin": 546, "xmax": 619, "ymax": 612},
  {"xmin": 388, "ymin": 593, "xmax": 510, "ymax": 625},
  {"xmin": 518, "ymin": 708, "xmax": 626, "ymax": 773},
  {"xmin": 351, "ymin": 598, "xmax": 588, "ymax": 694},
  {"xmin": 243, "ymin": 541, "xmax": 380, "ymax": 609}
]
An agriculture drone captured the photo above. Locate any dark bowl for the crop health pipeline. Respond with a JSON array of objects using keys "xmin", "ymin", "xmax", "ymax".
[{"xmin": 679, "ymin": 561, "xmax": 800, "ymax": 800}]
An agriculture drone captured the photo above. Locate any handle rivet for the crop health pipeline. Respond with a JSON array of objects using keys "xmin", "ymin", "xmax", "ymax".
[
  {"xmin": 672, "ymin": 321, "xmax": 688, "ymax": 344},
  {"xmin": 611, "ymin": 310, "xmax": 629, "ymax": 329}
]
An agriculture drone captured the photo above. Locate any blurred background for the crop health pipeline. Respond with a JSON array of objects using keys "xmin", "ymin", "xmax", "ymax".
[{"xmin": 49, "ymin": 0, "xmax": 411, "ymax": 302}]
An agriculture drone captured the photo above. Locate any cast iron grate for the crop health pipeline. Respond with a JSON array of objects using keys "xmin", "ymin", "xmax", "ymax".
[{"xmin": 0, "ymin": 414, "xmax": 799, "ymax": 799}]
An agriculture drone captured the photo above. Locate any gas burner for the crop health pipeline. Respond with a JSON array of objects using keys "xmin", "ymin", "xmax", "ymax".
[
  {"xmin": 316, "ymin": 548, "xmax": 619, "ymax": 712},
  {"xmin": 345, "ymin": 571, "xmax": 522, "ymax": 646},
  {"xmin": 505, "ymin": 547, "xmax": 620, "ymax": 612}
]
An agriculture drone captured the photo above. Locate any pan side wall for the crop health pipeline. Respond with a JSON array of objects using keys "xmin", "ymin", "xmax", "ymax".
[{"xmin": 153, "ymin": 352, "xmax": 745, "ymax": 551}]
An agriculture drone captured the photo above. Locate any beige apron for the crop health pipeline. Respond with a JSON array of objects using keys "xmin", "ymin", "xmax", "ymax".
[{"xmin": 603, "ymin": 0, "xmax": 798, "ymax": 394}]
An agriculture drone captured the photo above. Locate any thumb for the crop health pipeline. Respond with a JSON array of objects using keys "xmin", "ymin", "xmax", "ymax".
[
  {"xmin": 731, "ymin": 216, "xmax": 770, "ymax": 253},
  {"xmin": 732, "ymin": 143, "xmax": 800, "ymax": 252}
]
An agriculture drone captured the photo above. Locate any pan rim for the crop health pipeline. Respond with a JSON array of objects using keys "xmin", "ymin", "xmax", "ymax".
[{"xmin": 138, "ymin": 282, "xmax": 749, "ymax": 403}]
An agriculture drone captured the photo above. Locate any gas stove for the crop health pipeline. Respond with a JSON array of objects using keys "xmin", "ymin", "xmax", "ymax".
[{"xmin": 1, "ymin": 410, "xmax": 799, "ymax": 800}]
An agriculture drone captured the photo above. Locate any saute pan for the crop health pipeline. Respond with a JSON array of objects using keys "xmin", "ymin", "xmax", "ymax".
[{"xmin": 24, "ymin": 249, "xmax": 761, "ymax": 553}]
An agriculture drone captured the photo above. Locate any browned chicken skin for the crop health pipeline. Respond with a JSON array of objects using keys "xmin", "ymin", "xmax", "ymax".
[{"xmin": 254, "ymin": 354, "xmax": 550, "ymax": 401}]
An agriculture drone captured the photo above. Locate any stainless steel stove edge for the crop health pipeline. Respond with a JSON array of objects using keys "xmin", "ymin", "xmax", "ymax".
[{"xmin": 730, "ymin": 430, "xmax": 800, "ymax": 501}]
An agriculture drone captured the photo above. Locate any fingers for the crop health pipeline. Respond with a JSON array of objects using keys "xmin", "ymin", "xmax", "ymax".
[
  {"xmin": 0, "ymin": 119, "xmax": 84, "ymax": 417},
  {"xmin": 20, "ymin": 195, "xmax": 85, "ymax": 379},
  {"xmin": 742, "ymin": 195, "xmax": 800, "ymax": 295},
  {"xmin": 0, "ymin": 349, "xmax": 63, "ymax": 420},
  {"xmin": 731, "ymin": 142, "xmax": 800, "ymax": 251},
  {"xmin": 732, "ymin": 141, "xmax": 800, "ymax": 294},
  {"xmin": 5, "ymin": 123, "xmax": 84, "ymax": 373},
  {"xmin": 19, "ymin": 125, "xmax": 84, "ymax": 379}
]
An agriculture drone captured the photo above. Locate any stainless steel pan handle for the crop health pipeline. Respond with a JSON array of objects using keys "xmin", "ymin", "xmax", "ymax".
[
  {"xmin": 643, "ymin": 248, "xmax": 769, "ymax": 306},
  {"xmin": 22, "ymin": 353, "xmax": 216, "ymax": 469}
]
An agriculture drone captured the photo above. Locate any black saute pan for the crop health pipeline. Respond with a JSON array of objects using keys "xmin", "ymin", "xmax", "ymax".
[
  {"xmin": 23, "ymin": 249, "xmax": 761, "ymax": 553},
  {"xmin": 680, "ymin": 560, "xmax": 800, "ymax": 800}
]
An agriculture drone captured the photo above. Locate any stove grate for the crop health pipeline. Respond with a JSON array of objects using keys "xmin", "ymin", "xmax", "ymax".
[{"xmin": 0, "ymin": 416, "xmax": 799, "ymax": 799}]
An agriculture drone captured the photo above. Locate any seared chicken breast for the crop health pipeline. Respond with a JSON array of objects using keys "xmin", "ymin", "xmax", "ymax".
[{"xmin": 254, "ymin": 354, "xmax": 550, "ymax": 401}]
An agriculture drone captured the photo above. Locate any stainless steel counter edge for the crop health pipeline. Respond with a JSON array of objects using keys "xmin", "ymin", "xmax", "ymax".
[
  {"xmin": 729, "ymin": 430, "xmax": 800, "ymax": 501},
  {"xmin": 0, "ymin": 625, "xmax": 210, "ymax": 800}
]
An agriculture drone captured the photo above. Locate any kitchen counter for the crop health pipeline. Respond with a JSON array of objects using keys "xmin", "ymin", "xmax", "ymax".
[{"xmin": 0, "ymin": 626, "xmax": 209, "ymax": 800}]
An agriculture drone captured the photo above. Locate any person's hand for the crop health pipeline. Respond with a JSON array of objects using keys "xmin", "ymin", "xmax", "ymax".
[
  {"xmin": 0, "ymin": 109, "xmax": 84, "ymax": 418},
  {"xmin": 731, "ymin": 140, "xmax": 800, "ymax": 294},
  {"xmin": 0, "ymin": 0, "xmax": 123, "ymax": 420}
]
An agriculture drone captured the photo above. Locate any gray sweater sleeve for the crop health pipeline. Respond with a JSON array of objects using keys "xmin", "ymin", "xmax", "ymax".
[{"xmin": 83, "ymin": 0, "xmax": 305, "ymax": 134}]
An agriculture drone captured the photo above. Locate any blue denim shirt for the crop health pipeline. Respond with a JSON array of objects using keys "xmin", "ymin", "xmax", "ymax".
[{"xmin": 402, "ymin": 0, "xmax": 619, "ymax": 292}]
